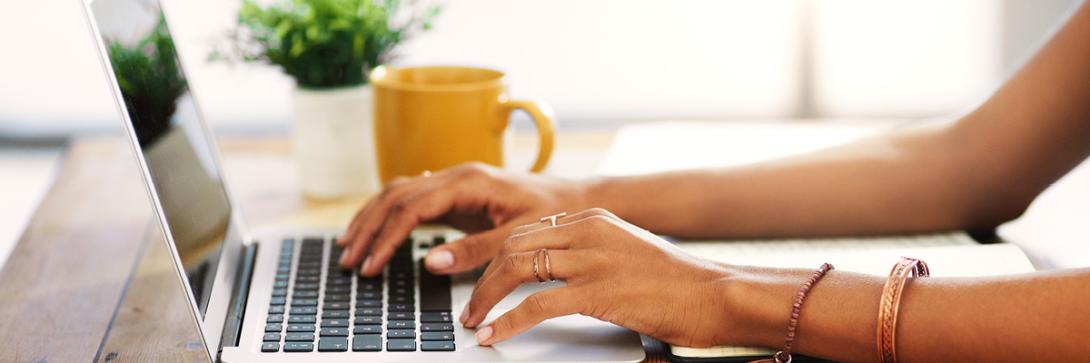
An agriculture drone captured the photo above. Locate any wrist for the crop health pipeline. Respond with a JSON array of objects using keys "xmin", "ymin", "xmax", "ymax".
[
  {"xmin": 714, "ymin": 265, "xmax": 803, "ymax": 349},
  {"xmin": 579, "ymin": 176, "xmax": 627, "ymax": 216}
]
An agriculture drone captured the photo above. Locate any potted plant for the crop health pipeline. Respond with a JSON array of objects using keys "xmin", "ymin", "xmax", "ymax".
[{"xmin": 217, "ymin": 0, "xmax": 439, "ymax": 199}]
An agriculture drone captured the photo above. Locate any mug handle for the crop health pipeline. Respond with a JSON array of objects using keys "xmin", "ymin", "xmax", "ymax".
[{"xmin": 499, "ymin": 97, "xmax": 555, "ymax": 173}]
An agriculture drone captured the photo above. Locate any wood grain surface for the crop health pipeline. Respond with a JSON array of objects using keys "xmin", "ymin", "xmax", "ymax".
[{"xmin": 0, "ymin": 132, "xmax": 673, "ymax": 363}]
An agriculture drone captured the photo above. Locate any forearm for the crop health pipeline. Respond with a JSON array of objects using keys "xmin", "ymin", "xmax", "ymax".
[
  {"xmin": 583, "ymin": 124, "xmax": 1008, "ymax": 238},
  {"xmin": 721, "ymin": 266, "xmax": 1090, "ymax": 362}
]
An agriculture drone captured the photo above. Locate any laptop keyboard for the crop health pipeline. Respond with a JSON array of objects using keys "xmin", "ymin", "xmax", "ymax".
[{"xmin": 261, "ymin": 236, "xmax": 455, "ymax": 353}]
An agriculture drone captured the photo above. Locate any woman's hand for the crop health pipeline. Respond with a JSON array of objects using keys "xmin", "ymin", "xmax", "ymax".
[
  {"xmin": 337, "ymin": 163, "xmax": 589, "ymax": 276},
  {"xmin": 461, "ymin": 208, "xmax": 738, "ymax": 348}
]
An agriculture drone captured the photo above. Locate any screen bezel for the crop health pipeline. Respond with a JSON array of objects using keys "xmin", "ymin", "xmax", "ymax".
[{"xmin": 80, "ymin": 0, "xmax": 247, "ymax": 357}]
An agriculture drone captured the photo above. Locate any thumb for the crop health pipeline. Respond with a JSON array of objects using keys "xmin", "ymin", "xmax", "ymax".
[{"xmin": 425, "ymin": 226, "xmax": 513, "ymax": 274}]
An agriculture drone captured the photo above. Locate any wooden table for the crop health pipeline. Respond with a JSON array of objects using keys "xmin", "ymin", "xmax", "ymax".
[{"xmin": 0, "ymin": 132, "xmax": 649, "ymax": 362}]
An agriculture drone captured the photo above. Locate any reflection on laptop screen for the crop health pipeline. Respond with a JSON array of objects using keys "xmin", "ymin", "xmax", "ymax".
[{"xmin": 90, "ymin": 0, "xmax": 231, "ymax": 318}]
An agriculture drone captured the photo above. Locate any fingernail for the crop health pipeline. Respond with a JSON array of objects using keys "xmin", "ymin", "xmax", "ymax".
[
  {"xmin": 359, "ymin": 257, "xmax": 372, "ymax": 276},
  {"xmin": 339, "ymin": 250, "xmax": 350, "ymax": 265},
  {"xmin": 426, "ymin": 250, "xmax": 454, "ymax": 270},
  {"xmin": 459, "ymin": 305, "xmax": 470, "ymax": 324},
  {"xmin": 475, "ymin": 326, "xmax": 493, "ymax": 345}
]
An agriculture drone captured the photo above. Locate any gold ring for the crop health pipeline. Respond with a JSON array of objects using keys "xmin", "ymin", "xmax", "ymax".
[
  {"xmin": 532, "ymin": 249, "xmax": 546, "ymax": 282},
  {"xmin": 539, "ymin": 212, "xmax": 567, "ymax": 227},
  {"xmin": 543, "ymin": 249, "xmax": 554, "ymax": 282}
]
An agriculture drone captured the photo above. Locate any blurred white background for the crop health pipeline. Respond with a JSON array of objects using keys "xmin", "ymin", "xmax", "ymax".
[
  {"xmin": 0, "ymin": 0, "xmax": 1082, "ymax": 136},
  {"xmin": 0, "ymin": 0, "xmax": 1082, "ymax": 267}
]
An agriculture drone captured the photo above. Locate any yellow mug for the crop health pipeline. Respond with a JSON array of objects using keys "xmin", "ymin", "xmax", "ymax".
[{"xmin": 369, "ymin": 66, "xmax": 555, "ymax": 184}]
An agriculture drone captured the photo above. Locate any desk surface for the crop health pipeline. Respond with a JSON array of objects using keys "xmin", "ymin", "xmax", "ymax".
[
  {"xmin": 0, "ymin": 132, "xmax": 656, "ymax": 362},
  {"xmin": 3, "ymin": 122, "xmax": 1088, "ymax": 362}
]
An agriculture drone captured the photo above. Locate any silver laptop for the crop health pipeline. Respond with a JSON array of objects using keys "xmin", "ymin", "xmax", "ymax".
[{"xmin": 80, "ymin": 0, "xmax": 645, "ymax": 361}]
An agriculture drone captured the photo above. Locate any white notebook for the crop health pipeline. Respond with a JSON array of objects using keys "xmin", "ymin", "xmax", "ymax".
[{"xmin": 669, "ymin": 233, "xmax": 1035, "ymax": 359}]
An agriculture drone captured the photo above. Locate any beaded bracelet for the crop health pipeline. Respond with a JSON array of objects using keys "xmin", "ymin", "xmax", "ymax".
[{"xmin": 751, "ymin": 263, "xmax": 835, "ymax": 363}]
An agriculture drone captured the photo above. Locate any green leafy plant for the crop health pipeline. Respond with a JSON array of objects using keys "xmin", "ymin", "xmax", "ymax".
[
  {"xmin": 108, "ymin": 12, "xmax": 188, "ymax": 145},
  {"xmin": 217, "ymin": 0, "xmax": 440, "ymax": 89}
]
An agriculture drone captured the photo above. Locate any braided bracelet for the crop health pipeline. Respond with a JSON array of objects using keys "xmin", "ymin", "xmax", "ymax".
[{"xmin": 876, "ymin": 257, "xmax": 930, "ymax": 363}]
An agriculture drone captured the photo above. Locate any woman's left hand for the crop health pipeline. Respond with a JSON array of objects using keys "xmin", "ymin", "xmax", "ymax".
[{"xmin": 461, "ymin": 208, "xmax": 739, "ymax": 348}]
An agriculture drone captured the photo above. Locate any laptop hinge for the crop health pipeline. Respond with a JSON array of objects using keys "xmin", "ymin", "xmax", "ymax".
[{"xmin": 219, "ymin": 243, "xmax": 258, "ymax": 353}]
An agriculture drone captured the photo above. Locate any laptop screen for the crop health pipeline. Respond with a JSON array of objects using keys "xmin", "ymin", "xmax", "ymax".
[{"xmin": 89, "ymin": 0, "xmax": 233, "ymax": 318}]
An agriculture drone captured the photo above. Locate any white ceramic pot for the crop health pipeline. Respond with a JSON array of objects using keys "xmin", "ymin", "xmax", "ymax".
[{"xmin": 291, "ymin": 85, "xmax": 379, "ymax": 199}]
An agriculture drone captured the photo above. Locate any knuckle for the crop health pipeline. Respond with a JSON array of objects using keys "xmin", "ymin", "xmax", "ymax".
[
  {"xmin": 526, "ymin": 293, "xmax": 550, "ymax": 315},
  {"xmin": 501, "ymin": 253, "xmax": 523, "ymax": 273}
]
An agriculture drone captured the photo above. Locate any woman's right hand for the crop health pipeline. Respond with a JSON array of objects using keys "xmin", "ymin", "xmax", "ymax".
[{"xmin": 337, "ymin": 162, "xmax": 590, "ymax": 277}]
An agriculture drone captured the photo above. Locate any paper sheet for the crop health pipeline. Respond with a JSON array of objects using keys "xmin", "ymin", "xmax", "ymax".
[{"xmin": 598, "ymin": 121, "xmax": 889, "ymax": 176}]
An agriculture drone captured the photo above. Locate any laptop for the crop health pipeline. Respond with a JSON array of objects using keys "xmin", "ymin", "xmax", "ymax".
[{"xmin": 80, "ymin": 0, "xmax": 646, "ymax": 361}]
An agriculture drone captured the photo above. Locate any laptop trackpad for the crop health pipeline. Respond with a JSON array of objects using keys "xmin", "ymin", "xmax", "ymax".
[{"xmin": 453, "ymin": 279, "xmax": 645, "ymax": 361}]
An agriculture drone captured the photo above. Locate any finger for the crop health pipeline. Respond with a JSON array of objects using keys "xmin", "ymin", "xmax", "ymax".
[
  {"xmin": 337, "ymin": 176, "xmax": 412, "ymax": 247},
  {"xmin": 464, "ymin": 249, "xmax": 582, "ymax": 328},
  {"xmin": 474, "ymin": 288, "xmax": 584, "ymax": 346},
  {"xmin": 338, "ymin": 176, "xmax": 441, "ymax": 269},
  {"xmin": 358, "ymin": 183, "xmax": 468, "ymax": 276},
  {"xmin": 424, "ymin": 226, "xmax": 512, "ymax": 274},
  {"xmin": 473, "ymin": 224, "xmax": 577, "ymax": 292}
]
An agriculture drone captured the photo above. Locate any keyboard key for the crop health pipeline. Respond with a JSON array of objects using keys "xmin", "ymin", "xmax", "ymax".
[
  {"xmin": 388, "ymin": 320, "xmax": 415, "ymax": 329},
  {"xmin": 265, "ymin": 324, "xmax": 283, "ymax": 332},
  {"xmin": 290, "ymin": 306, "xmax": 317, "ymax": 315},
  {"xmin": 271, "ymin": 288, "xmax": 287, "ymax": 297},
  {"xmin": 420, "ymin": 263, "xmax": 452, "ymax": 312},
  {"xmin": 324, "ymin": 294, "xmax": 350, "ymax": 302},
  {"xmin": 421, "ymin": 332, "xmax": 454, "ymax": 341},
  {"xmin": 388, "ymin": 312, "xmax": 414, "ymax": 320},
  {"xmin": 387, "ymin": 338, "xmax": 416, "ymax": 352},
  {"xmin": 287, "ymin": 324, "xmax": 315, "ymax": 332},
  {"xmin": 288, "ymin": 315, "xmax": 316, "ymax": 324},
  {"xmin": 353, "ymin": 325, "xmax": 382, "ymax": 335},
  {"xmin": 389, "ymin": 295, "xmax": 414, "ymax": 304},
  {"xmin": 387, "ymin": 329, "xmax": 415, "ymax": 339},
  {"xmin": 357, "ymin": 300, "xmax": 382, "ymax": 308},
  {"xmin": 358, "ymin": 281, "xmax": 382, "ymax": 291},
  {"xmin": 269, "ymin": 297, "xmax": 286, "ymax": 305},
  {"xmin": 322, "ymin": 310, "xmax": 350, "ymax": 319},
  {"xmin": 296, "ymin": 276, "xmax": 320, "ymax": 283},
  {"xmin": 421, "ymin": 312, "xmax": 452, "ymax": 323},
  {"xmin": 352, "ymin": 335, "xmax": 382, "ymax": 351},
  {"xmin": 295, "ymin": 283, "xmax": 320, "ymax": 291},
  {"xmin": 268, "ymin": 305, "xmax": 285, "ymax": 314},
  {"xmin": 355, "ymin": 316, "xmax": 381, "ymax": 325},
  {"xmin": 358, "ymin": 291, "xmax": 381, "ymax": 300},
  {"xmin": 293, "ymin": 290, "xmax": 319, "ymax": 298},
  {"xmin": 262, "ymin": 333, "xmax": 281, "ymax": 342},
  {"xmin": 388, "ymin": 304, "xmax": 414, "ymax": 312},
  {"xmin": 285, "ymin": 333, "xmax": 314, "ymax": 341},
  {"xmin": 420, "ymin": 323, "xmax": 454, "ymax": 332},
  {"xmin": 324, "ymin": 302, "xmax": 350, "ymax": 310},
  {"xmin": 320, "ymin": 328, "xmax": 349, "ymax": 337},
  {"xmin": 261, "ymin": 342, "xmax": 280, "ymax": 352},
  {"xmin": 318, "ymin": 337, "xmax": 349, "ymax": 352},
  {"xmin": 355, "ymin": 308, "xmax": 382, "ymax": 316},
  {"xmin": 421, "ymin": 341, "xmax": 455, "ymax": 351},
  {"xmin": 284, "ymin": 341, "xmax": 314, "ymax": 352},
  {"xmin": 322, "ymin": 319, "xmax": 349, "ymax": 328},
  {"xmin": 267, "ymin": 314, "xmax": 283, "ymax": 323},
  {"xmin": 325, "ymin": 286, "xmax": 351, "ymax": 294},
  {"xmin": 292, "ymin": 299, "xmax": 318, "ymax": 307}
]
